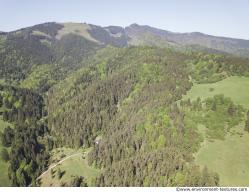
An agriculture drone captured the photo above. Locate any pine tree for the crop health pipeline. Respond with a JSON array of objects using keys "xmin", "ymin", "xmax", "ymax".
[
  {"xmin": 200, "ymin": 166, "xmax": 210, "ymax": 186},
  {"xmin": 57, "ymin": 168, "xmax": 63, "ymax": 179},
  {"xmin": 227, "ymin": 103, "xmax": 236, "ymax": 116},
  {"xmin": 211, "ymin": 101, "xmax": 217, "ymax": 111},
  {"xmin": 245, "ymin": 112, "xmax": 249, "ymax": 133}
]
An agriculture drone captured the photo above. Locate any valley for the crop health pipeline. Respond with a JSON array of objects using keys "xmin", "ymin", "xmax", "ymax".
[{"xmin": 0, "ymin": 21, "xmax": 249, "ymax": 187}]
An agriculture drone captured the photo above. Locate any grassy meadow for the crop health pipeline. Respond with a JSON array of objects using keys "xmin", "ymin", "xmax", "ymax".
[
  {"xmin": 39, "ymin": 147, "xmax": 100, "ymax": 187},
  {"xmin": 195, "ymin": 124, "xmax": 249, "ymax": 186},
  {"xmin": 183, "ymin": 76, "xmax": 249, "ymax": 108},
  {"xmin": 183, "ymin": 76, "xmax": 249, "ymax": 186}
]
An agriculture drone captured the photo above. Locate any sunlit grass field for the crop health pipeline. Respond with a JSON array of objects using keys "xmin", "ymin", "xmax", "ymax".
[
  {"xmin": 183, "ymin": 76, "xmax": 249, "ymax": 186},
  {"xmin": 195, "ymin": 123, "xmax": 249, "ymax": 186},
  {"xmin": 40, "ymin": 147, "xmax": 100, "ymax": 187},
  {"xmin": 183, "ymin": 76, "xmax": 249, "ymax": 108}
]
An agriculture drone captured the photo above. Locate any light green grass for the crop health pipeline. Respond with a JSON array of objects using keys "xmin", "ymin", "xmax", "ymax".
[
  {"xmin": 183, "ymin": 76, "xmax": 249, "ymax": 108},
  {"xmin": 195, "ymin": 123, "xmax": 249, "ymax": 186},
  {"xmin": 32, "ymin": 30, "xmax": 51, "ymax": 38},
  {"xmin": 128, "ymin": 32, "xmax": 178, "ymax": 48},
  {"xmin": 0, "ymin": 116, "xmax": 12, "ymax": 186},
  {"xmin": 0, "ymin": 79, "xmax": 5, "ymax": 85},
  {"xmin": 40, "ymin": 147, "xmax": 100, "ymax": 187},
  {"xmin": 56, "ymin": 23, "xmax": 98, "ymax": 43}
]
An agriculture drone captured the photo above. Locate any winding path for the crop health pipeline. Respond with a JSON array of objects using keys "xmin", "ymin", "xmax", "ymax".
[
  {"xmin": 37, "ymin": 152, "xmax": 83, "ymax": 180},
  {"xmin": 29, "ymin": 151, "xmax": 86, "ymax": 186}
]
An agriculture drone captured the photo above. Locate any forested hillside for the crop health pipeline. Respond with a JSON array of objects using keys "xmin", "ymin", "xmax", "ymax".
[
  {"xmin": 0, "ymin": 85, "xmax": 49, "ymax": 186},
  {"xmin": 0, "ymin": 22, "xmax": 249, "ymax": 187}
]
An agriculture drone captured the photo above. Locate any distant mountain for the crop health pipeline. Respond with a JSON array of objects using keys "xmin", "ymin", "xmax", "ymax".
[
  {"xmin": 1, "ymin": 21, "xmax": 249, "ymax": 187},
  {"xmin": 0, "ymin": 22, "xmax": 101, "ymax": 82},
  {"xmin": 2, "ymin": 22, "xmax": 249, "ymax": 58},
  {"xmin": 125, "ymin": 24, "xmax": 249, "ymax": 57},
  {"xmin": 1, "ymin": 21, "xmax": 249, "ymax": 85}
]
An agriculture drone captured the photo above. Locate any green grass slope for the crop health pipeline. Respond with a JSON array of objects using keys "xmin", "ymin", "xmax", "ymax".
[
  {"xmin": 195, "ymin": 124, "xmax": 249, "ymax": 186},
  {"xmin": 181, "ymin": 94, "xmax": 248, "ymax": 186},
  {"xmin": 56, "ymin": 23, "xmax": 99, "ymax": 43},
  {"xmin": 39, "ymin": 148, "xmax": 100, "ymax": 187},
  {"xmin": 183, "ymin": 76, "xmax": 249, "ymax": 108}
]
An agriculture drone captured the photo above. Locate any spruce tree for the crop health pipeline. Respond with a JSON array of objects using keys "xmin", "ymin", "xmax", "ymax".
[
  {"xmin": 227, "ymin": 103, "xmax": 236, "ymax": 116},
  {"xmin": 245, "ymin": 112, "xmax": 249, "ymax": 133}
]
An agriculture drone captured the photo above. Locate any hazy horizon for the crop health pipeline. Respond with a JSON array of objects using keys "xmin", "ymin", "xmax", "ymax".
[{"xmin": 1, "ymin": 0, "xmax": 249, "ymax": 40}]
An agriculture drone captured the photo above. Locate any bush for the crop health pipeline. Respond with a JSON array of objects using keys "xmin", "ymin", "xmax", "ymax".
[
  {"xmin": 70, "ymin": 176, "xmax": 88, "ymax": 187},
  {"xmin": 57, "ymin": 168, "xmax": 64, "ymax": 179},
  {"xmin": 1, "ymin": 126, "xmax": 14, "ymax": 147}
]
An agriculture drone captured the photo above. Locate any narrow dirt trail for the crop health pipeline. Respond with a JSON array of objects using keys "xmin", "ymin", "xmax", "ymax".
[
  {"xmin": 37, "ymin": 153, "xmax": 83, "ymax": 180},
  {"xmin": 29, "ymin": 150, "xmax": 88, "ymax": 186}
]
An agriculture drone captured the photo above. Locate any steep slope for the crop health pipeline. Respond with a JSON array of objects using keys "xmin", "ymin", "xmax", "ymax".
[
  {"xmin": 0, "ymin": 22, "xmax": 99, "ymax": 85},
  {"xmin": 0, "ymin": 22, "xmax": 129, "ymax": 91},
  {"xmin": 1, "ymin": 21, "xmax": 249, "ymax": 89},
  {"xmin": 47, "ymin": 46, "xmax": 222, "ymax": 186},
  {"xmin": 46, "ymin": 44, "xmax": 249, "ymax": 186},
  {"xmin": 1, "ymin": 22, "xmax": 249, "ymax": 187}
]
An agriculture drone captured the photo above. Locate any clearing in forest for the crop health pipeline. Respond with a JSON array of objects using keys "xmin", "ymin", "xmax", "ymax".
[
  {"xmin": 183, "ymin": 76, "xmax": 249, "ymax": 108},
  {"xmin": 39, "ymin": 147, "xmax": 100, "ymax": 187}
]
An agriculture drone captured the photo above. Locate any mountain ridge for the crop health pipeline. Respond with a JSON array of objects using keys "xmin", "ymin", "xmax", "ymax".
[
  {"xmin": 2, "ymin": 22, "xmax": 247, "ymax": 57},
  {"xmin": 125, "ymin": 23, "xmax": 249, "ymax": 57},
  {"xmin": 1, "ymin": 20, "xmax": 249, "ymax": 187},
  {"xmin": 3, "ymin": 22, "xmax": 249, "ymax": 41}
]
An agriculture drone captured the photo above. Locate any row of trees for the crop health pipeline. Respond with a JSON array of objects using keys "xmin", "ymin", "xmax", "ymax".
[{"xmin": 188, "ymin": 53, "xmax": 249, "ymax": 83}]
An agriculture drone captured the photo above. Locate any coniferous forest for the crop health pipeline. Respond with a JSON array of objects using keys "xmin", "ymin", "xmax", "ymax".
[{"xmin": 0, "ymin": 22, "xmax": 249, "ymax": 187}]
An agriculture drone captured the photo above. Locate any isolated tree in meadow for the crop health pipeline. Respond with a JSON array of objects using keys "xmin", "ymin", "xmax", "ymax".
[
  {"xmin": 227, "ymin": 103, "xmax": 236, "ymax": 116},
  {"xmin": 200, "ymin": 166, "xmax": 210, "ymax": 186},
  {"xmin": 211, "ymin": 101, "xmax": 217, "ymax": 111},
  {"xmin": 0, "ymin": 95, "xmax": 3, "ymax": 107},
  {"xmin": 70, "ymin": 176, "xmax": 88, "ymax": 187},
  {"xmin": 186, "ymin": 98, "xmax": 191, "ymax": 106},
  {"xmin": 245, "ymin": 111, "xmax": 249, "ymax": 133},
  {"xmin": 57, "ymin": 168, "xmax": 63, "ymax": 179},
  {"xmin": 245, "ymin": 120, "xmax": 249, "ymax": 133}
]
